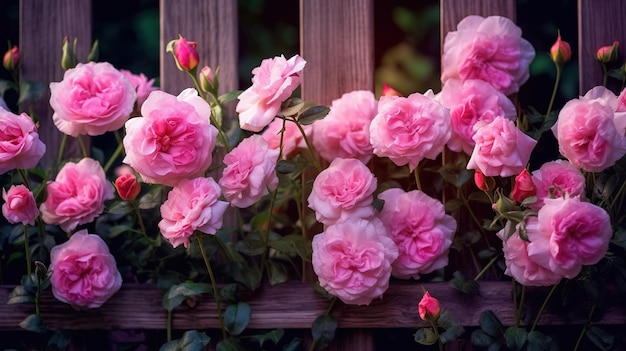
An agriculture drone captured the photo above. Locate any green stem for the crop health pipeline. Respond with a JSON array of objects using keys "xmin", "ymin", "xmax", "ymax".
[
  {"xmin": 23, "ymin": 225, "xmax": 32, "ymax": 276},
  {"xmin": 512, "ymin": 280, "xmax": 519, "ymax": 327},
  {"xmin": 573, "ymin": 304, "xmax": 597, "ymax": 351},
  {"xmin": 413, "ymin": 168, "xmax": 422, "ymax": 191},
  {"xmin": 473, "ymin": 253, "xmax": 501, "ymax": 282},
  {"xmin": 261, "ymin": 186, "xmax": 279, "ymax": 278},
  {"xmin": 77, "ymin": 134, "xmax": 89, "ymax": 158},
  {"xmin": 288, "ymin": 117, "xmax": 321, "ymax": 171},
  {"xmin": 187, "ymin": 70, "xmax": 231, "ymax": 152},
  {"xmin": 196, "ymin": 234, "xmax": 227, "ymax": 340},
  {"xmin": 166, "ymin": 310, "xmax": 172, "ymax": 342},
  {"xmin": 18, "ymin": 169, "xmax": 31, "ymax": 189},
  {"xmin": 57, "ymin": 134, "xmax": 68, "ymax": 168},
  {"xmin": 609, "ymin": 178, "xmax": 626, "ymax": 212},
  {"xmin": 103, "ymin": 141, "xmax": 125, "ymax": 174},
  {"xmin": 515, "ymin": 285, "xmax": 526, "ymax": 327},
  {"xmin": 601, "ymin": 64, "xmax": 609, "ymax": 87},
  {"xmin": 530, "ymin": 282, "xmax": 559, "ymax": 332},
  {"xmin": 131, "ymin": 200, "xmax": 148, "ymax": 240},
  {"xmin": 545, "ymin": 63, "xmax": 562, "ymax": 120},
  {"xmin": 429, "ymin": 320, "xmax": 444, "ymax": 351}
]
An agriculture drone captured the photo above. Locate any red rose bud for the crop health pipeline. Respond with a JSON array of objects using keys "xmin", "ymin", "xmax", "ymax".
[
  {"xmin": 199, "ymin": 66, "xmax": 214, "ymax": 92},
  {"xmin": 2, "ymin": 46, "xmax": 19, "ymax": 70},
  {"xmin": 167, "ymin": 35, "xmax": 199, "ymax": 72},
  {"xmin": 381, "ymin": 83, "xmax": 402, "ymax": 97},
  {"xmin": 115, "ymin": 173, "xmax": 141, "ymax": 200},
  {"xmin": 511, "ymin": 169, "xmax": 536, "ymax": 203},
  {"xmin": 418, "ymin": 291, "xmax": 441, "ymax": 322},
  {"xmin": 550, "ymin": 33, "xmax": 571, "ymax": 65},
  {"xmin": 474, "ymin": 171, "xmax": 495, "ymax": 191},
  {"xmin": 596, "ymin": 40, "xmax": 619, "ymax": 63}
]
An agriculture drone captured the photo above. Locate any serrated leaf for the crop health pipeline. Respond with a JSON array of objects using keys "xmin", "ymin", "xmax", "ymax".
[
  {"xmin": 224, "ymin": 302, "xmax": 251, "ymax": 336},
  {"xmin": 18, "ymin": 80, "xmax": 45, "ymax": 105},
  {"xmin": 298, "ymin": 105, "xmax": 330, "ymax": 125},
  {"xmin": 267, "ymin": 260, "xmax": 289, "ymax": 286},
  {"xmin": 252, "ymin": 328, "xmax": 285, "ymax": 347},
  {"xmin": 311, "ymin": 314, "xmax": 337, "ymax": 345},
  {"xmin": 7, "ymin": 285, "xmax": 34, "ymax": 304},
  {"xmin": 505, "ymin": 326, "xmax": 528, "ymax": 350},
  {"xmin": 162, "ymin": 282, "xmax": 212, "ymax": 312},
  {"xmin": 280, "ymin": 98, "xmax": 305, "ymax": 117},
  {"xmin": 414, "ymin": 327, "xmax": 438, "ymax": 345},
  {"xmin": 479, "ymin": 310, "xmax": 504, "ymax": 338},
  {"xmin": 19, "ymin": 314, "xmax": 47, "ymax": 334},
  {"xmin": 138, "ymin": 186, "xmax": 163, "ymax": 209}
]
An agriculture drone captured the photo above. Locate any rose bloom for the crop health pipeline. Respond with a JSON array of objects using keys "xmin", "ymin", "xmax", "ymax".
[
  {"xmin": 0, "ymin": 109, "xmax": 46, "ymax": 174},
  {"xmin": 370, "ymin": 91, "xmax": 450, "ymax": 171},
  {"xmin": 307, "ymin": 158, "xmax": 377, "ymax": 225},
  {"xmin": 49, "ymin": 61, "xmax": 136, "ymax": 136},
  {"xmin": 159, "ymin": 177, "xmax": 229, "ymax": 248},
  {"xmin": 261, "ymin": 118, "xmax": 312, "ymax": 159},
  {"xmin": 49, "ymin": 230, "xmax": 122, "ymax": 309},
  {"xmin": 40, "ymin": 158, "xmax": 114, "ymax": 232},
  {"xmin": 312, "ymin": 90, "xmax": 377, "ymax": 163},
  {"xmin": 418, "ymin": 291, "xmax": 441, "ymax": 321},
  {"xmin": 617, "ymin": 87, "xmax": 626, "ymax": 112},
  {"xmin": 552, "ymin": 86, "xmax": 626, "ymax": 172},
  {"xmin": 441, "ymin": 15, "xmax": 535, "ymax": 96},
  {"xmin": 438, "ymin": 79, "xmax": 517, "ymax": 155},
  {"xmin": 2, "ymin": 184, "xmax": 38, "ymax": 226},
  {"xmin": 378, "ymin": 188, "xmax": 456, "ymax": 279},
  {"xmin": 467, "ymin": 116, "xmax": 537, "ymax": 177},
  {"xmin": 123, "ymin": 88, "xmax": 218, "ymax": 187},
  {"xmin": 219, "ymin": 135, "xmax": 280, "ymax": 208},
  {"xmin": 236, "ymin": 54, "xmax": 306, "ymax": 132},
  {"xmin": 530, "ymin": 159, "xmax": 586, "ymax": 210},
  {"xmin": 526, "ymin": 196, "xmax": 612, "ymax": 279},
  {"xmin": 511, "ymin": 169, "xmax": 536, "ymax": 203},
  {"xmin": 121, "ymin": 70, "xmax": 158, "ymax": 110},
  {"xmin": 312, "ymin": 217, "xmax": 398, "ymax": 305},
  {"xmin": 497, "ymin": 219, "xmax": 564, "ymax": 286}
]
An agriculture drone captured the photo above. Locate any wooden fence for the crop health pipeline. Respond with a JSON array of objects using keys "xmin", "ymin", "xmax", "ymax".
[{"xmin": 3, "ymin": 0, "xmax": 626, "ymax": 350}]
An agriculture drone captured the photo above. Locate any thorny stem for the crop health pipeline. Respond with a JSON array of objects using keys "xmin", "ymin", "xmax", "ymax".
[
  {"xmin": 573, "ymin": 304, "xmax": 597, "ymax": 351},
  {"xmin": 530, "ymin": 282, "xmax": 560, "ymax": 332},
  {"xmin": 196, "ymin": 234, "xmax": 227, "ymax": 340}
]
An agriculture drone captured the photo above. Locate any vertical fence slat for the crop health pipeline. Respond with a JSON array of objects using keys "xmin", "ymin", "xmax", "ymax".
[
  {"xmin": 440, "ymin": 0, "xmax": 516, "ymax": 47},
  {"xmin": 577, "ymin": 0, "xmax": 626, "ymax": 94},
  {"xmin": 19, "ymin": 0, "xmax": 92, "ymax": 165}
]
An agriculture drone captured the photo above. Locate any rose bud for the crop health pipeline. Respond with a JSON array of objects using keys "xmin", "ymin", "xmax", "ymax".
[
  {"xmin": 115, "ymin": 173, "xmax": 141, "ymax": 201},
  {"xmin": 199, "ymin": 66, "xmax": 215, "ymax": 92},
  {"xmin": 381, "ymin": 83, "xmax": 402, "ymax": 97},
  {"xmin": 167, "ymin": 35, "xmax": 199, "ymax": 72},
  {"xmin": 2, "ymin": 46, "xmax": 19, "ymax": 70},
  {"xmin": 418, "ymin": 291, "xmax": 441, "ymax": 322},
  {"xmin": 596, "ymin": 40, "xmax": 619, "ymax": 63},
  {"xmin": 511, "ymin": 169, "xmax": 536, "ymax": 203},
  {"xmin": 474, "ymin": 171, "xmax": 494, "ymax": 192},
  {"xmin": 550, "ymin": 33, "xmax": 571, "ymax": 65}
]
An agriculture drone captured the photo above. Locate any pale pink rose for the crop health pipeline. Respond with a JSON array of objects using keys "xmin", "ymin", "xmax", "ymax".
[
  {"xmin": 2, "ymin": 185, "xmax": 38, "ymax": 226},
  {"xmin": 49, "ymin": 229, "xmax": 122, "ymax": 309},
  {"xmin": 0, "ymin": 109, "xmax": 46, "ymax": 174},
  {"xmin": 121, "ymin": 70, "xmax": 159, "ymax": 109},
  {"xmin": 123, "ymin": 88, "xmax": 217, "ymax": 187},
  {"xmin": 236, "ymin": 55, "xmax": 306, "ymax": 132},
  {"xmin": 40, "ymin": 158, "xmax": 114, "ymax": 232},
  {"xmin": 307, "ymin": 158, "xmax": 377, "ymax": 225},
  {"xmin": 526, "ymin": 196, "xmax": 612, "ymax": 279},
  {"xmin": 617, "ymin": 87, "xmax": 626, "ymax": 112},
  {"xmin": 441, "ymin": 15, "xmax": 535, "ymax": 96},
  {"xmin": 158, "ymin": 177, "xmax": 229, "ymax": 248},
  {"xmin": 261, "ymin": 118, "xmax": 312, "ymax": 159},
  {"xmin": 370, "ymin": 92, "xmax": 450, "ymax": 171},
  {"xmin": 530, "ymin": 159, "xmax": 586, "ymax": 210},
  {"xmin": 497, "ymin": 219, "xmax": 564, "ymax": 286},
  {"xmin": 552, "ymin": 86, "xmax": 626, "ymax": 172},
  {"xmin": 219, "ymin": 135, "xmax": 280, "ymax": 208},
  {"xmin": 467, "ymin": 116, "xmax": 537, "ymax": 177},
  {"xmin": 438, "ymin": 79, "xmax": 517, "ymax": 155},
  {"xmin": 312, "ymin": 217, "xmax": 398, "ymax": 305},
  {"xmin": 50, "ymin": 61, "xmax": 136, "ymax": 136},
  {"xmin": 378, "ymin": 188, "xmax": 456, "ymax": 279},
  {"xmin": 312, "ymin": 90, "xmax": 377, "ymax": 163}
]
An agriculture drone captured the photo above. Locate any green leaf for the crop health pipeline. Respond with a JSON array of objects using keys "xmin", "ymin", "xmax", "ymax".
[
  {"xmin": 107, "ymin": 201, "xmax": 134, "ymax": 215},
  {"xmin": 235, "ymin": 234, "xmax": 265, "ymax": 256},
  {"xmin": 276, "ymin": 159, "xmax": 299, "ymax": 174},
  {"xmin": 280, "ymin": 98, "xmax": 305, "ymax": 117},
  {"xmin": 7, "ymin": 285, "xmax": 34, "ymax": 304},
  {"xmin": 18, "ymin": 80, "xmax": 45, "ymax": 105},
  {"xmin": 471, "ymin": 329, "xmax": 495, "ymax": 348},
  {"xmin": 48, "ymin": 329, "xmax": 72, "ymax": 350},
  {"xmin": 479, "ymin": 310, "xmax": 504, "ymax": 338},
  {"xmin": 414, "ymin": 327, "xmax": 438, "ymax": 345},
  {"xmin": 269, "ymin": 234, "xmax": 312, "ymax": 261},
  {"xmin": 224, "ymin": 302, "xmax": 251, "ymax": 336},
  {"xmin": 218, "ymin": 90, "xmax": 243, "ymax": 104},
  {"xmin": 444, "ymin": 199, "xmax": 464, "ymax": 213},
  {"xmin": 138, "ymin": 186, "xmax": 164, "ymax": 209},
  {"xmin": 267, "ymin": 260, "xmax": 289, "ymax": 285},
  {"xmin": 19, "ymin": 314, "xmax": 47, "ymax": 334},
  {"xmin": 160, "ymin": 330, "xmax": 210, "ymax": 351},
  {"xmin": 439, "ymin": 325, "xmax": 465, "ymax": 344},
  {"xmin": 282, "ymin": 338, "xmax": 302, "ymax": 351},
  {"xmin": 222, "ymin": 261, "xmax": 262, "ymax": 291},
  {"xmin": 298, "ymin": 105, "xmax": 330, "ymax": 125},
  {"xmin": 311, "ymin": 314, "xmax": 338, "ymax": 346},
  {"xmin": 162, "ymin": 282, "xmax": 212, "ymax": 312},
  {"xmin": 0, "ymin": 79, "xmax": 17, "ymax": 96},
  {"xmin": 108, "ymin": 224, "xmax": 133, "ymax": 238},
  {"xmin": 216, "ymin": 338, "xmax": 246, "ymax": 351},
  {"xmin": 449, "ymin": 271, "xmax": 479, "ymax": 294},
  {"xmin": 527, "ymin": 331, "xmax": 553, "ymax": 351},
  {"xmin": 586, "ymin": 326, "xmax": 614, "ymax": 351},
  {"xmin": 251, "ymin": 328, "xmax": 285, "ymax": 347},
  {"xmin": 505, "ymin": 326, "xmax": 528, "ymax": 351}
]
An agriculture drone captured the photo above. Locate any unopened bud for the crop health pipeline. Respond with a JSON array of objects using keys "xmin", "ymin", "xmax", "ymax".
[
  {"xmin": 61, "ymin": 37, "xmax": 78, "ymax": 70},
  {"xmin": 166, "ymin": 35, "xmax": 199, "ymax": 72},
  {"xmin": 511, "ymin": 169, "xmax": 536, "ymax": 203},
  {"xmin": 418, "ymin": 291, "xmax": 441, "ymax": 322},
  {"xmin": 199, "ymin": 66, "xmax": 214, "ymax": 92},
  {"xmin": 115, "ymin": 173, "xmax": 141, "ymax": 201},
  {"xmin": 381, "ymin": 83, "xmax": 402, "ymax": 97},
  {"xmin": 86, "ymin": 39, "xmax": 99, "ymax": 62},
  {"xmin": 474, "ymin": 171, "xmax": 495, "ymax": 192},
  {"xmin": 596, "ymin": 41, "xmax": 619, "ymax": 64},
  {"xmin": 550, "ymin": 33, "xmax": 571, "ymax": 65},
  {"xmin": 2, "ymin": 46, "xmax": 19, "ymax": 70}
]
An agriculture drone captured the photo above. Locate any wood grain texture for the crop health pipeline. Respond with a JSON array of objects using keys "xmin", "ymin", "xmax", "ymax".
[
  {"xmin": 19, "ymin": 0, "xmax": 92, "ymax": 166},
  {"xmin": 2, "ymin": 282, "xmax": 624, "ymax": 331},
  {"xmin": 440, "ymin": 0, "xmax": 516, "ymax": 47},
  {"xmin": 299, "ymin": 0, "xmax": 374, "ymax": 105},
  {"xmin": 578, "ymin": 0, "xmax": 626, "ymax": 93}
]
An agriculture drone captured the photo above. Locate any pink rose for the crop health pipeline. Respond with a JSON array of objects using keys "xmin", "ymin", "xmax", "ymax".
[
  {"xmin": 312, "ymin": 217, "xmax": 398, "ymax": 305},
  {"xmin": 114, "ymin": 173, "xmax": 141, "ymax": 201},
  {"xmin": 530, "ymin": 159, "xmax": 586, "ymax": 210},
  {"xmin": 438, "ymin": 79, "xmax": 517, "ymax": 155},
  {"xmin": 123, "ymin": 88, "xmax": 218, "ymax": 187},
  {"xmin": 40, "ymin": 158, "xmax": 114, "ymax": 232},
  {"xmin": 441, "ymin": 15, "xmax": 535, "ymax": 95},
  {"xmin": 261, "ymin": 118, "xmax": 312, "ymax": 159},
  {"xmin": 2, "ymin": 184, "xmax": 38, "ymax": 226},
  {"xmin": 236, "ymin": 55, "xmax": 306, "ymax": 132},
  {"xmin": 120, "ymin": 70, "xmax": 159, "ymax": 109},
  {"xmin": 0, "ymin": 109, "xmax": 46, "ymax": 174},
  {"xmin": 497, "ymin": 219, "xmax": 564, "ymax": 286},
  {"xmin": 511, "ymin": 169, "xmax": 536, "ymax": 203},
  {"xmin": 49, "ymin": 229, "xmax": 122, "ymax": 309},
  {"xmin": 526, "ymin": 196, "xmax": 612, "ymax": 279},
  {"xmin": 467, "ymin": 116, "xmax": 537, "ymax": 177},
  {"xmin": 552, "ymin": 86, "xmax": 626, "ymax": 172},
  {"xmin": 378, "ymin": 188, "xmax": 456, "ymax": 279},
  {"xmin": 370, "ymin": 92, "xmax": 450, "ymax": 171},
  {"xmin": 219, "ymin": 135, "xmax": 280, "ymax": 208},
  {"xmin": 307, "ymin": 158, "xmax": 377, "ymax": 225},
  {"xmin": 617, "ymin": 87, "xmax": 626, "ymax": 112},
  {"xmin": 312, "ymin": 90, "xmax": 377, "ymax": 163},
  {"xmin": 49, "ymin": 61, "xmax": 136, "ymax": 136},
  {"xmin": 418, "ymin": 291, "xmax": 441, "ymax": 321},
  {"xmin": 158, "ymin": 177, "xmax": 229, "ymax": 248}
]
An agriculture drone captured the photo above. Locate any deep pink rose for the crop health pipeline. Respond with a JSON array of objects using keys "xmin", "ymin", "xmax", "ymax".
[
  {"xmin": 312, "ymin": 90, "xmax": 377, "ymax": 163},
  {"xmin": 526, "ymin": 196, "xmax": 612, "ymax": 279},
  {"xmin": 2, "ymin": 184, "xmax": 38, "ymax": 226},
  {"xmin": 49, "ymin": 230, "xmax": 122, "ymax": 309},
  {"xmin": 261, "ymin": 118, "xmax": 312, "ymax": 159},
  {"xmin": 370, "ymin": 92, "xmax": 450, "ymax": 171},
  {"xmin": 0, "ymin": 109, "xmax": 45, "ymax": 174},
  {"xmin": 114, "ymin": 173, "xmax": 141, "ymax": 201},
  {"xmin": 511, "ymin": 169, "xmax": 536, "ymax": 203},
  {"xmin": 236, "ymin": 55, "xmax": 306, "ymax": 132},
  {"xmin": 378, "ymin": 188, "xmax": 456, "ymax": 279},
  {"xmin": 467, "ymin": 116, "xmax": 537, "ymax": 177},
  {"xmin": 418, "ymin": 291, "xmax": 441, "ymax": 321},
  {"xmin": 438, "ymin": 79, "xmax": 517, "ymax": 155},
  {"xmin": 49, "ymin": 61, "xmax": 136, "ymax": 136},
  {"xmin": 120, "ymin": 70, "xmax": 159, "ymax": 109},
  {"xmin": 40, "ymin": 158, "xmax": 114, "ymax": 232},
  {"xmin": 441, "ymin": 15, "xmax": 535, "ymax": 95},
  {"xmin": 497, "ymin": 219, "xmax": 564, "ymax": 286},
  {"xmin": 307, "ymin": 158, "xmax": 377, "ymax": 225},
  {"xmin": 530, "ymin": 159, "xmax": 586, "ymax": 210},
  {"xmin": 312, "ymin": 217, "xmax": 398, "ymax": 305},
  {"xmin": 219, "ymin": 135, "xmax": 280, "ymax": 208},
  {"xmin": 552, "ymin": 86, "xmax": 626, "ymax": 172},
  {"xmin": 123, "ymin": 88, "xmax": 218, "ymax": 187},
  {"xmin": 159, "ymin": 177, "xmax": 229, "ymax": 248}
]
